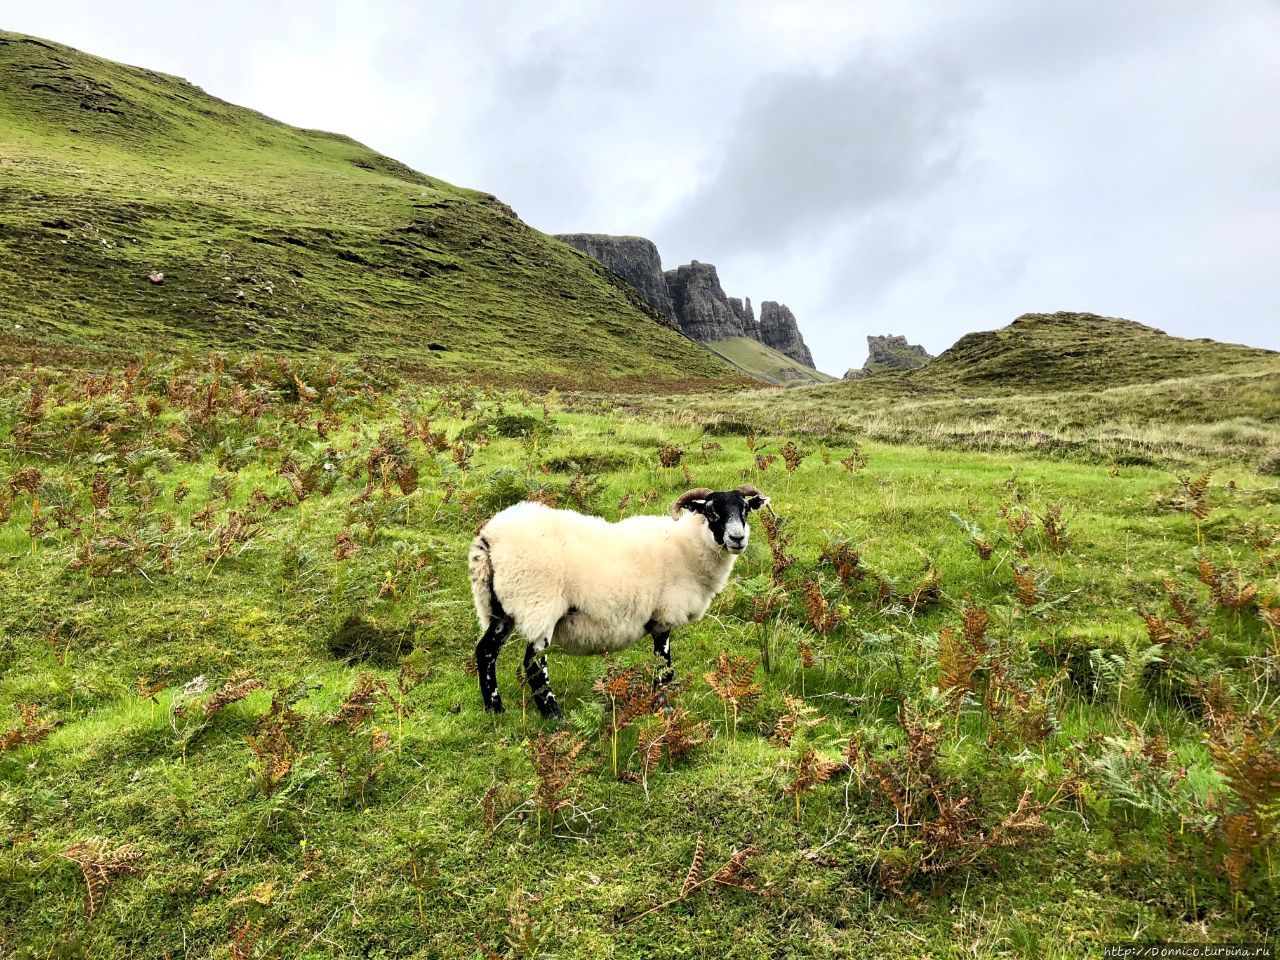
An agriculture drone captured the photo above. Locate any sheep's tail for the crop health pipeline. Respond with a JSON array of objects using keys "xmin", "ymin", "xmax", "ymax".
[{"xmin": 468, "ymin": 534, "xmax": 498, "ymax": 631}]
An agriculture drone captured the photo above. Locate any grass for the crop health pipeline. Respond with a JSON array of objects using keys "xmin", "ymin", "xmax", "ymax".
[
  {"xmin": 702, "ymin": 336, "xmax": 833, "ymax": 385},
  {"xmin": 0, "ymin": 31, "xmax": 742, "ymax": 390},
  {"xmin": 1, "ymin": 351, "xmax": 1278, "ymax": 958},
  {"xmin": 916, "ymin": 312, "xmax": 1276, "ymax": 392},
  {"xmin": 625, "ymin": 315, "xmax": 1280, "ymax": 469}
]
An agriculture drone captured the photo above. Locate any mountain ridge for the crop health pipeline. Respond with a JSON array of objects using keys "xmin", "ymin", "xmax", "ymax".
[{"xmin": 0, "ymin": 31, "xmax": 743, "ymax": 389}]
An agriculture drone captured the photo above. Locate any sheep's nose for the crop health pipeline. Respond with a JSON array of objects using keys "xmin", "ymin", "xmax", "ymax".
[{"xmin": 726, "ymin": 534, "xmax": 745, "ymax": 548}]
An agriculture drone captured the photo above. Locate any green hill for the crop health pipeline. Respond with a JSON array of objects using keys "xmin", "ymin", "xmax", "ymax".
[
  {"xmin": 702, "ymin": 336, "xmax": 833, "ymax": 385},
  {"xmin": 916, "ymin": 311, "xmax": 1276, "ymax": 391},
  {"xmin": 0, "ymin": 31, "xmax": 741, "ymax": 389},
  {"xmin": 629, "ymin": 312, "xmax": 1280, "ymax": 466}
]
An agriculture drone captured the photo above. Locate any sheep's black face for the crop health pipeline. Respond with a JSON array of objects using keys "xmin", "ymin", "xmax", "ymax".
[{"xmin": 685, "ymin": 490, "xmax": 769, "ymax": 555}]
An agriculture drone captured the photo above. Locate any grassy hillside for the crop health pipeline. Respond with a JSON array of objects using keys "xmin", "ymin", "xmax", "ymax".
[
  {"xmin": 631, "ymin": 314, "xmax": 1280, "ymax": 468},
  {"xmin": 0, "ymin": 32, "xmax": 741, "ymax": 389},
  {"xmin": 1, "ymin": 354, "xmax": 1277, "ymax": 957},
  {"xmin": 918, "ymin": 312, "xmax": 1276, "ymax": 391},
  {"xmin": 703, "ymin": 336, "xmax": 833, "ymax": 385}
]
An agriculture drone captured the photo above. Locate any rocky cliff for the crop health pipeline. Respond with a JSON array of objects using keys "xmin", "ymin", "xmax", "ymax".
[
  {"xmin": 555, "ymin": 233, "xmax": 676, "ymax": 322},
  {"xmin": 758, "ymin": 301, "xmax": 815, "ymax": 368},
  {"xmin": 728, "ymin": 296, "xmax": 759, "ymax": 339},
  {"xmin": 843, "ymin": 335, "xmax": 934, "ymax": 379},
  {"xmin": 554, "ymin": 233, "xmax": 819, "ymax": 373},
  {"xmin": 664, "ymin": 260, "xmax": 752, "ymax": 342}
]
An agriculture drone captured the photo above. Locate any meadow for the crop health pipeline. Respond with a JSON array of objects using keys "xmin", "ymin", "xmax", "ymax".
[{"xmin": 1, "ymin": 352, "xmax": 1277, "ymax": 958}]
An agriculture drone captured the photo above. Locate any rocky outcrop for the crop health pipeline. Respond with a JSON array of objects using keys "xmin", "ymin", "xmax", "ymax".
[
  {"xmin": 664, "ymin": 261, "xmax": 747, "ymax": 342},
  {"xmin": 758, "ymin": 302, "xmax": 814, "ymax": 368},
  {"xmin": 555, "ymin": 233, "xmax": 675, "ymax": 321},
  {"xmin": 728, "ymin": 296, "xmax": 759, "ymax": 339},
  {"xmin": 555, "ymin": 233, "xmax": 818, "ymax": 371},
  {"xmin": 843, "ymin": 335, "xmax": 933, "ymax": 379}
]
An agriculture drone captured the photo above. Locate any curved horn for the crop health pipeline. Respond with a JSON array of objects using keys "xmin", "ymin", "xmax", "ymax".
[
  {"xmin": 737, "ymin": 483, "xmax": 771, "ymax": 512},
  {"xmin": 670, "ymin": 487, "xmax": 714, "ymax": 519}
]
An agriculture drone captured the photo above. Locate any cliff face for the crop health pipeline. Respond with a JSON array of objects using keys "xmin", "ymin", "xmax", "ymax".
[
  {"xmin": 555, "ymin": 233, "xmax": 819, "ymax": 372},
  {"xmin": 843, "ymin": 335, "xmax": 934, "ymax": 379},
  {"xmin": 758, "ymin": 301, "xmax": 815, "ymax": 367},
  {"xmin": 555, "ymin": 234, "xmax": 675, "ymax": 321},
  {"xmin": 728, "ymin": 296, "xmax": 759, "ymax": 339},
  {"xmin": 664, "ymin": 261, "xmax": 747, "ymax": 342}
]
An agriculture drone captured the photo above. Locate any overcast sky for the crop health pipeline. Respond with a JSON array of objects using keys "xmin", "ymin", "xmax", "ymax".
[{"xmin": 12, "ymin": 1, "xmax": 1280, "ymax": 374}]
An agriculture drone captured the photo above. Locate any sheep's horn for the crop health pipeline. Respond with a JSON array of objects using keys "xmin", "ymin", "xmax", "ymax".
[
  {"xmin": 670, "ymin": 487, "xmax": 714, "ymax": 518},
  {"xmin": 737, "ymin": 483, "xmax": 773, "ymax": 514}
]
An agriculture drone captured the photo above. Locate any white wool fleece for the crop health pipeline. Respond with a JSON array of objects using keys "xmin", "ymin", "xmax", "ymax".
[{"xmin": 472, "ymin": 501, "xmax": 739, "ymax": 655}]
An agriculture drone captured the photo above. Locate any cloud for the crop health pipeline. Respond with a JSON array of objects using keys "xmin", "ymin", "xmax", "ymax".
[
  {"xmin": 660, "ymin": 55, "xmax": 975, "ymax": 257},
  {"xmin": 6, "ymin": 0, "xmax": 1280, "ymax": 372}
]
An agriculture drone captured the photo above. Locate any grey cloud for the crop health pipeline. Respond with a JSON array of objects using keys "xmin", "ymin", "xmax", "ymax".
[{"xmin": 659, "ymin": 56, "xmax": 976, "ymax": 259}]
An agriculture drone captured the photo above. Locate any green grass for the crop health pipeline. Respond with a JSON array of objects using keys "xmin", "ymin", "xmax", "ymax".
[
  {"xmin": 0, "ymin": 31, "xmax": 741, "ymax": 389},
  {"xmin": 626, "ymin": 314, "xmax": 1280, "ymax": 469},
  {"xmin": 2, "ymin": 353, "xmax": 1277, "ymax": 958},
  {"xmin": 702, "ymin": 336, "xmax": 833, "ymax": 385},
  {"xmin": 917, "ymin": 312, "xmax": 1276, "ymax": 391}
]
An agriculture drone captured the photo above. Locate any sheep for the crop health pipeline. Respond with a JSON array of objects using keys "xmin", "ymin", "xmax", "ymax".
[{"xmin": 468, "ymin": 484, "xmax": 770, "ymax": 718}]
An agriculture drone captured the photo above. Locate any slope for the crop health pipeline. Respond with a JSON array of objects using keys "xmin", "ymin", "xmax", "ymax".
[
  {"xmin": 703, "ymin": 336, "xmax": 833, "ymax": 385},
  {"xmin": 916, "ymin": 311, "xmax": 1275, "ymax": 391},
  {"xmin": 0, "ymin": 31, "xmax": 741, "ymax": 389}
]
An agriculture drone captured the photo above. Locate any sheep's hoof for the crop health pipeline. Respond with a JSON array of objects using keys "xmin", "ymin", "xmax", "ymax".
[
  {"xmin": 537, "ymin": 702, "xmax": 564, "ymax": 722},
  {"xmin": 484, "ymin": 698, "xmax": 505, "ymax": 715}
]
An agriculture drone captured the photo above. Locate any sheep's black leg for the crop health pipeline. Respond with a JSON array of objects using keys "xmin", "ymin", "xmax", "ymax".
[
  {"xmin": 524, "ymin": 639, "xmax": 562, "ymax": 720},
  {"xmin": 651, "ymin": 628, "xmax": 674, "ymax": 688},
  {"xmin": 476, "ymin": 615, "xmax": 513, "ymax": 713},
  {"xmin": 647, "ymin": 621, "xmax": 676, "ymax": 712}
]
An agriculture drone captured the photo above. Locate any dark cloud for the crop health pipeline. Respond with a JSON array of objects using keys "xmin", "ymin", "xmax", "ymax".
[{"xmin": 660, "ymin": 57, "xmax": 974, "ymax": 258}]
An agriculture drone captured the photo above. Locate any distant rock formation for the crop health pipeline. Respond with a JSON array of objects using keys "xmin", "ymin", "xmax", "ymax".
[
  {"xmin": 758, "ymin": 301, "xmax": 815, "ymax": 368},
  {"xmin": 664, "ymin": 261, "xmax": 749, "ymax": 342},
  {"xmin": 843, "ymin": 335, "xmax": 934, "ymax": 379},
  {"xmin": 728, "ymin": 296, "xmax": 759, "ymax": 339},
  {"xmin": 555, "ymin": 233, "xmax": 818, "ymax": 370},
  {"xmin": 555, "ymin": 233, "xmax": 675, "ymax": 321}
]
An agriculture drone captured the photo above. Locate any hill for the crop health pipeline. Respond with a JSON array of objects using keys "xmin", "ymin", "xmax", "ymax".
[
  {"xmin": 627, "ymin": 312, "xmax": 1280, "ymax": 467},
  {"xmin": 0, "ymin": 32, "xmax": 741, "ymax": 389},
  {"xmin": 702, "ymin": 336, "xmax": 832, "ymax": 385},
  {"xmin": 916, "ymin": 311, "xmax": 1275, "ymax": 391}
]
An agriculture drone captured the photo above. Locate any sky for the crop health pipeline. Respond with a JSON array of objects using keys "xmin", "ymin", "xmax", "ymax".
[{"xmin": 10, "ymin": 1, "xmax": 1280, "ymax": 374}]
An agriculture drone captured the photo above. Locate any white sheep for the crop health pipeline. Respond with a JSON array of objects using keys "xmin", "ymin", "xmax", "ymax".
[{"xmin": 468, "ymin": 485, "xmax": 769, "ymax": 717}]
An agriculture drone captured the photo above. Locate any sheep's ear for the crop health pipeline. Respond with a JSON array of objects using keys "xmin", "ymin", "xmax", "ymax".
[{"xmin": 745, "ymin": 494, "xmax": 770, "ymax": 512}]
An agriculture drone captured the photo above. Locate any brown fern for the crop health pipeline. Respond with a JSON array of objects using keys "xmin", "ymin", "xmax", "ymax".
[
  {"xmin": 329, "ymin": 673, "xmax": 379, "ymax": 729},
  {"xmin": 1, "ymin": 704, "xmax": 54, "ymax": 752},
  {"xmin": 759, "ymin": 512, "xmax": 795, "ymax": 587},
  {"xmin": 627, "ymin": 842, "xmax": 763, "ymax": 923},
  {"xmin": 61, "ymin": 838, "xmax": 144, "ymax": 918},
  {"xmin": 1209, "ymin": 722, "xmax": 1280, "ymax": 891},
  {"xmin": 801, "ymin": 580, "xmax": 838, "ymax": 635},
  {"xmin": 530, "ymin": 731, "xmax": 589, "ymax": 827},
  {"xmin": 681, "ymin": 834, "xmax": 705, "ymax": 897},
  {"xmin": 197, "ymin": 672, "xmax": 263, "ymax": 719},
  {"xmin": 1039, "ymin": 503, "xmax": 1068, "ymax": 552},
  {"xmin": 1011, "ymin": 561, "xmax": 1039, "ymax": 607},
  {"xmin": 230, "ymin": 918, "xmax": 263, "ymax": 960}
]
